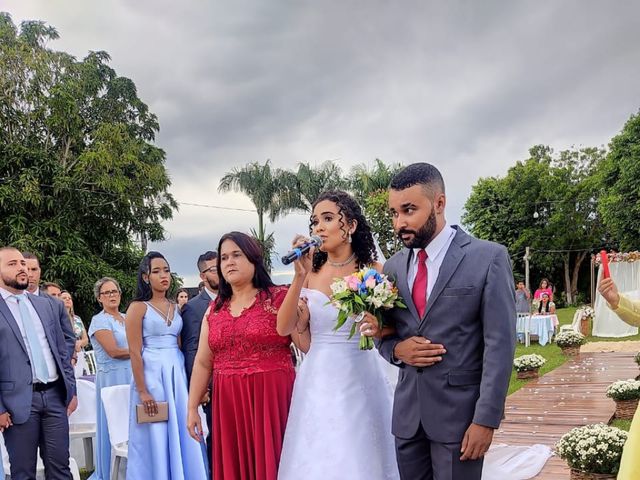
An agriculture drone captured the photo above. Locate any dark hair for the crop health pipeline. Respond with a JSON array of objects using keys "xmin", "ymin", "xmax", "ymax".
[
  {"xmin": 42, "ymin": 281, "xmax": 62, "ymax": 291},
  {"xmin": 197, "ymin": 250, "xmax": 218, "ymax": 273},
  {"xmin": 390, "ymin": 162, "xmax": 445, "ymax": 195},
  {"xmin": 310, "ymin": 190, "xmax": 378, "ymax": 272},
  {"xmin": 538, "ymin": 293, "xmax": 551, "ymax": 313},
  {"xmin": 539, "ymin": 278, "xmax": 550, "ymax": 289},
  {"xmin": 133, "ymin": 251, "xmax": 170, "ymax": 302},
  {"xmin": 22, "ymin": 251, "xmax": 39, "ymax": 263},
  {"xmin": 214, "ymin": 232, "xmax": 274, "ymax": 311},
  {"xmin": 175, "ymin": 288, "xmax": 189, "ymax": 301}
]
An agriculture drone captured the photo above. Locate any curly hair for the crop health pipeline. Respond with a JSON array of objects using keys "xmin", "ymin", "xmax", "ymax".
[{"xmin": 309, "ymin": 190, "xmax": 378, "ymax": 272}]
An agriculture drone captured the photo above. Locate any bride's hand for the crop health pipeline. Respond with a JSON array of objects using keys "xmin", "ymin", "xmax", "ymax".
[
  {"xmin": 291, "ymin": 235, "xmax": 314, "ymax": 277},
  {"xmin": 359, "ymin": 312, "xmax": 380, "ymax": 337},
  {"xmin": 295, "ymin": 298, "xmax": 310, "ymax": 332}
]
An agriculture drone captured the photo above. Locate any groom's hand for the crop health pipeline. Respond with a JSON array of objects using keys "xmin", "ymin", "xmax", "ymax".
[
  {"xmin": 460, "ymin": 423, "xmax": 494, "ymax": 461},
  {"xmin": 393, "ymin": 336, "xmax": 446, "ymax": 367}
]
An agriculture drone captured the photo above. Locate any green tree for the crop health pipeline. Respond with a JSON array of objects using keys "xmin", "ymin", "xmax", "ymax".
[
  {"xmin": 463, "ymin": 145, "xmax": 609, "ymax": 304},
  {"xmin": 292, "ymin": 161, "xmax": 347, "ymax": 211},
  {"xmin": 0, "ymin": 13, "xmax": 177, "ymax": 320},
  {"xmin": 348, "ymin": 159, "xmax": 403, "ymax": 203},
  {"xmin": 597, "ymin": 110, "xmax": 640, "ymax": 251},
  {"xmin": 218, "ymin": 160, "xmax": 300, "ymax": 270},
  {"xmin": 363, "ymin": 190, "xmax": 402, "ymax": 259}
]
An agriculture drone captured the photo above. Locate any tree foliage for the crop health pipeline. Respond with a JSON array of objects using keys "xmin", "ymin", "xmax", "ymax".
[{"xmin": 0, "ymin": 13, "xmax": 177, "ymax": 320}]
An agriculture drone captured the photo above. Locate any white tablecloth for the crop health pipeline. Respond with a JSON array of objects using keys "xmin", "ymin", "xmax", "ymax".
[{"xmin": 516, "ymin": 314, "xmax": 558, "ymax": 346}]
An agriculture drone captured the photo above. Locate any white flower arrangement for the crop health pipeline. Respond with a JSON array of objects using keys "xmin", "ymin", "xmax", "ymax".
[
  {"xmin": 555, "ymin": 330, "xmax": 587, "ymax": 348},
  {"xmin": 555, "ymin": 423, "xmax": 627, "ymax": 475},
  {"xmin": 576, "ymin": 305, "xmax": 595, "ymax": 321},
  {"xmin": 513, "ymin": 354, "xmax": 546, "ymax": 372},
  {"xmin": 606, "ymin": 379, "xmax": 640, "ymax": 401}
]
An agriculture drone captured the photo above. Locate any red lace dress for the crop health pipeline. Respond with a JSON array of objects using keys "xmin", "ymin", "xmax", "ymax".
[{"xmin": 207, "ymin": 286, "xmax": 295, "ymax": 480}]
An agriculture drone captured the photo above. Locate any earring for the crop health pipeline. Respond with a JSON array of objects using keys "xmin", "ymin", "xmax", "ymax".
[{"xmin": 348, "ymin": 232, "xmax": 352, "ymax": 244}]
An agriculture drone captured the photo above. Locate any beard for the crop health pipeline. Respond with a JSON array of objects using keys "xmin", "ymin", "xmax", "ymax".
[
  {"xmin": 397, "ymin": 208, "xmax": 437, "ymax": 249},
  {"xmin": 205, "ymin": 278, "xmax": 219, "ymax": 292},
  {"xmin": 3, "ymin": 274, "xmax": 28, "ymax": 291}
]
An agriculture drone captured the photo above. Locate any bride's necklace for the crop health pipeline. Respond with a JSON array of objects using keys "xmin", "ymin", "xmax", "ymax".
[
  {"xmin": 147, "ymin": 300, "xmax": 173, "ymax": 326},
  {"xmin": 327, "ymin": 252, "xmax": 356, "ymax": 267}
]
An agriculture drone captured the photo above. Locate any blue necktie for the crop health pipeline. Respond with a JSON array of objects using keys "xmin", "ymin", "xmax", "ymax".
[{"xmin": 13, "ymin": 294, "xmax": 50, "ymax": 382}]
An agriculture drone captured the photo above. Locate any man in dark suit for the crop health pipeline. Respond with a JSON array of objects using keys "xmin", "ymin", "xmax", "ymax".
[
  {"xmin": 0, "ymin": 247, "xmax": 77, "ymax": 479},
  {"xmin": 180, "ymin": 250, "xmax": 218, "ymax": 454},
  {"xmin": 378, "ymin": 163, "xmax": 516, "ymax": 480}
]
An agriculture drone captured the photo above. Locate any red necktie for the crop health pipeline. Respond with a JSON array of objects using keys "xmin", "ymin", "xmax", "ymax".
[{"xmin": 412, "ymin": 249, "xmax": 428, "ymax": 318}]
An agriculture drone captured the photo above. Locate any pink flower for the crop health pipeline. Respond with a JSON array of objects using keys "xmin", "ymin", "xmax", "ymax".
[
  {"xmin": 346, "ymin": 275, "xmax": 360, "ymax": 291},
  {"xmin": 365, "ymin": 276, "xmax": 376, "ymax": 289}
]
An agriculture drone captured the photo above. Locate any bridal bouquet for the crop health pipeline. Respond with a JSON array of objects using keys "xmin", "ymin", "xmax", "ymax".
[{"xmin": 328, "ymin": 268, "xmax": 406, "ymax": 350}]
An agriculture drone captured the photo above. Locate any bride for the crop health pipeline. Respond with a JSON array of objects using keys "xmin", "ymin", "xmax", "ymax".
[{"xmin": 276, "ymin": 190, "xmax": 400, "ymax": 480}]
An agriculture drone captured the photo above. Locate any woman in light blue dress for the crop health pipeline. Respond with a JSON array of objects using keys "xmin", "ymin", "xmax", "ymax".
[
  {"xmin": 125, "ymin": 251, "xmax": 208, "ymax": 480},
  {"xmin": 88, "ymin": 277, "xmax": 132, "ymax": 480}
]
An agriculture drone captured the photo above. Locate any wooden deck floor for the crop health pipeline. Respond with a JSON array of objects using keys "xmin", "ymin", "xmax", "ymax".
[{"xmin": 494, "ymin": 351, "xmax": 638, "ymax": 479}]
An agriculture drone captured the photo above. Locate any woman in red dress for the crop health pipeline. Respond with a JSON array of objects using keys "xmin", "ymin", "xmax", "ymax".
[{"xmin": 187, "ymin": 231, "xmax": 295, "ymax": 480}]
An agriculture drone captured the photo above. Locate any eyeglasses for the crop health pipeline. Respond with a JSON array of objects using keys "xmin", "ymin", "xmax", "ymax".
[
  {"xmin": 99, "ymin": 290, "xmax": 120, "ymax": 297},
  {"xmin": 200, "ymin": 266, "xmax": 218, "ymax": 275}
]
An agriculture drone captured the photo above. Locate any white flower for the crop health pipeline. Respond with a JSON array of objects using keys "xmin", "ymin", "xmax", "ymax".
[{"xmin": 513, "ymin": 354, "xmax": 546, "ymax": 372}]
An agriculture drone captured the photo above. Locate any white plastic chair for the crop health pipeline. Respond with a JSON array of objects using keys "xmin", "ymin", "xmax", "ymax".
[
  {"xmin": 101, "ymin": 384, "xmax": 130, "ymax": 480},
  {"xmin": 290, "ymin": 343, "xmax": 305, "ymax": 370},
  {"xmin": 68, "ymin": 379, "xmax": 97, "ymax": 470},
  {"xmin": 0, "ymin": 434, "xmax": 81, "ymax": 480},
  {"xmin": 83, "ymin": 351, "xmax": 97, "ymax": 375}
]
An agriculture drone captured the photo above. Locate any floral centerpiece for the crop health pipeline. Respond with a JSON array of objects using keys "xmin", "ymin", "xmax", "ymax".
[
  {"xmin": 513, "ymin": 354, "xmax": 546, "ymax": 379},
  {"xmin": 329, "ymin": 268, "xmax": 406, "ymax": 350},
  {"xmin": 606, "ymin": 379, "xmax": 640, "ymax": 420},
  {"xmin": 555, "ymin": 330, "xmax": 586, "ymax": 356},
  {"xmin": 555, "ymin": 423, "xmax": 627, "ymax": 479},
  {"xmin": 576, "ymin": 305, "xmax": 595, "ymax": 336}
]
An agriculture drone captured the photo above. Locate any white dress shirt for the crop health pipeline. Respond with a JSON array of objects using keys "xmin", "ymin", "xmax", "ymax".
[
  {"xmin": 0, "ymin": 287, "xmax": 58, "ymax": 382},
  {"xmin": 204, "ymin": 287, "xmax": 218, "ymax": 301},
  {"xmin": 407, "ymin": 224, "xmax": 457, "ymax": 297}
]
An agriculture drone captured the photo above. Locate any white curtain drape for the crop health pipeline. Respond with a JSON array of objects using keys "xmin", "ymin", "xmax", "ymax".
[{"xmin": 593, "ymin": 261, "xmax": 640, "ymax": 337}]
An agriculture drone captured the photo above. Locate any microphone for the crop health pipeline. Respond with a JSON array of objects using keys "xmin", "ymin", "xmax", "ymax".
[{"xmin": 281, "ymin": 236, "xmax": 323, "ymax": 265}]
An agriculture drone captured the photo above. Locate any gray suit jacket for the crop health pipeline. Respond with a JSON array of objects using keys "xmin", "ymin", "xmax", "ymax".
[
  {"xmin": 379, "ymin": 227, "xmax": 516, "ymax": 443},
  {"xmin": 180, "ymin": 290, "xmax": 214, "ymax": 382},
  {"xmin": 0, "ymin": 293, "xmax": 76, "ymax": 424}
]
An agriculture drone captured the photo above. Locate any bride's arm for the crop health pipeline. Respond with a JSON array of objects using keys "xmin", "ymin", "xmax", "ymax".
[
  {"xmin": 276, "ymin": 236, "xmax": 313, "ymax": 336},
  {"xmin": 291, "ymin": 300, "xmax": 311, "ymax": 353}
]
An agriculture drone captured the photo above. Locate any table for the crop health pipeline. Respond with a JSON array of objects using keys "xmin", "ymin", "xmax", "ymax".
[{"xmin": 517, "ymin": 314, "xmax": 559, "ymax": 346}]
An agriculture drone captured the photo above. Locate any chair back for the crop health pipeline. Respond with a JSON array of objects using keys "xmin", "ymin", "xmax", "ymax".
[
  {"xmin": 69, "ymin": 379, "xmax": 97, "ymax": 425},
  {"xmin": 83, "ymin": 351, "xmax": 97, "ymax": 375},
  {"xmin": 101, "ymin": 384, "xmax": 130, "ymax": 446}
]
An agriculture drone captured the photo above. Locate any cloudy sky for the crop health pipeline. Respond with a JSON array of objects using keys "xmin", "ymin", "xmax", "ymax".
[{"xmin": 5, "ymin": 1, "xmax": 640, "ymax": 286}]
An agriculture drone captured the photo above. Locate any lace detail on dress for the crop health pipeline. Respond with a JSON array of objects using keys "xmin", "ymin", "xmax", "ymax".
[{"xmin": 208, "ymin": 286, "xmax": 293, "ymax": 375}]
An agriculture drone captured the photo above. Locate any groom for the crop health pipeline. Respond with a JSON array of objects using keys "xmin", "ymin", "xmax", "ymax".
[{"xmin": 378, "ymin": 163, "xmax": 516, "ymax": 480}]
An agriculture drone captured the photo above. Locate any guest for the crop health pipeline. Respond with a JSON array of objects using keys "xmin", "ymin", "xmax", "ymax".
[
  {"xmin": 187, "ymin": 232, "xmax": 294, "ymax": 480},
  {"xmin": 60, "ymin": 291, "xmax": 89, "ymax": 353},
  {"xmin": 87, "ymin": 278, "xmax": 131, "ymax": 480},
  {"xmin": 198, "ymin": 281, "xmax": 205, "ymax": 293},
  {"xmin": 42, "ymin": 281, "xmax": 62, "ymax": 298},
  {"xmin": 598, "ymin": 277, "xmax": 640, "ymax": 480},
  {"xmin": 125, "ymin": 251, "xmax": 207, "ymax": 480},
  {"xmin": 533, "ymin": 278, "xmax": 553, "ymax": 301},
  {"xmin": 181, "ymin": 250, "xmax": 219, "ymax": 457},
  {"xmin": 515, "ymin": 280, "xmax": 531, "ymax": 313},
  {"xmin": 536, "ymin": 293, "xmax": 555, "ymax": 315},
  {"xmin": 0, "ymin": 247, "xmax": 76, "ymax": 479},
  {"xmin": 176, "ymin": 288, "xmax": 189, "ymax": 310}
]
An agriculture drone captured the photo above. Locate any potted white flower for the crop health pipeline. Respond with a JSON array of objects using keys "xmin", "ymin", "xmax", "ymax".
[
  {"xmin": 556, "ymin": 423, "xmax": 627, "ymax": 480},
  {"xmin": 606, "ymin": 379, "xmax": 640, "ymax": 420},
  {"xmin": 513, "ymin": 354, "xmax": 546, "ymax": 379},
  {"xmin": 555, "ymin": 330, "xmax": 586, "ymax": 356}
]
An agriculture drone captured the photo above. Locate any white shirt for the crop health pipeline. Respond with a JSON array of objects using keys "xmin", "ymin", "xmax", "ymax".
[
  {"xmin": 407, "ymin": 224, "xmax": 457, "ymax": 297},
  {"xmin": 0, "ymin": 287, "xmax": 58, "ymax": 382},
  {"xmin": 204, "ymin": 287, "xmax": 218, "ymax": 301}
]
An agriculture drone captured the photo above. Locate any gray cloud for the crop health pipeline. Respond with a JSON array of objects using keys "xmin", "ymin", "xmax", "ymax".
[{"xmin": 5, "ymin": 0, "xmax": 640, "ymax": 285}]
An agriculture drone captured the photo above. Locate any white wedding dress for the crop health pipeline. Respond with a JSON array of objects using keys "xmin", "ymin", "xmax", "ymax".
[{"xmin": 278, "ymin": 288, "xmax": 400, "ymax": 480}]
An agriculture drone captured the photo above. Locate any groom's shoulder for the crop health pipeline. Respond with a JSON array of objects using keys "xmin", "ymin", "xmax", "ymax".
[
  {"xmin": 457, "ymin": 228, "xmax": 508, "ymax": 257},
  {"xmin": 383, "ymin": 249, "xmax": 406, "ymax": 272}
]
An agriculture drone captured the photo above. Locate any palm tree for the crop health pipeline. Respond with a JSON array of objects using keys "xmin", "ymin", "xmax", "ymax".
[
  {"xmin": 218, "ymin": 160, "xmax": 301, "ymax": 269},
  {"xmin": 348, "ymin": 158, "xmax": 403, "ymax": 202},
  {"xmin": 293, "ymin": 161, "xmax": 348, "ymax": 210}
]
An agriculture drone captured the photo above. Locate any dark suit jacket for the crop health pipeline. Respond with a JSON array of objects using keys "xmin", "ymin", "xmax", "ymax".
[
  {"xmin": 0, "ymin": 293, "xmax": 76, "ymax": 424},
  {"xmin": 180, "ymin": 290, "xmax": 214, "ymax": 382},
  {"xmin": 378, "ymin": 227, "xmax": 516, "ymax": 443}
]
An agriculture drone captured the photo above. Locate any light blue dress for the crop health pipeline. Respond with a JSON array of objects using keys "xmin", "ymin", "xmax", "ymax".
[
  {"xmin": 126, "ymin": 303, "xmax": 208, "ymax": 480},
  {"xmin": 88, "ymin": 311, "xmax": 132, "ymax": 480}
]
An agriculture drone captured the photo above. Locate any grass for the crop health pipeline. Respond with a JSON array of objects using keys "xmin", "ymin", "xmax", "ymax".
[{"xmin": 611, "ymin": 419, "xmax": 632, "ymax": 431}]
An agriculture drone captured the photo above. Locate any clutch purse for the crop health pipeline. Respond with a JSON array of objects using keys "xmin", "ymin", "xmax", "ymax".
[{"xmin": 136, "ymin": 402, "xmax": 169, "ymax": 423}]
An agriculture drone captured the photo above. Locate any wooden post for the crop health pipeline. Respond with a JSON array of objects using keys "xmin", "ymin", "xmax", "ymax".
[{"xmin": 524, "ymin": 247, "xmax": 531, "ymax": 292}]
